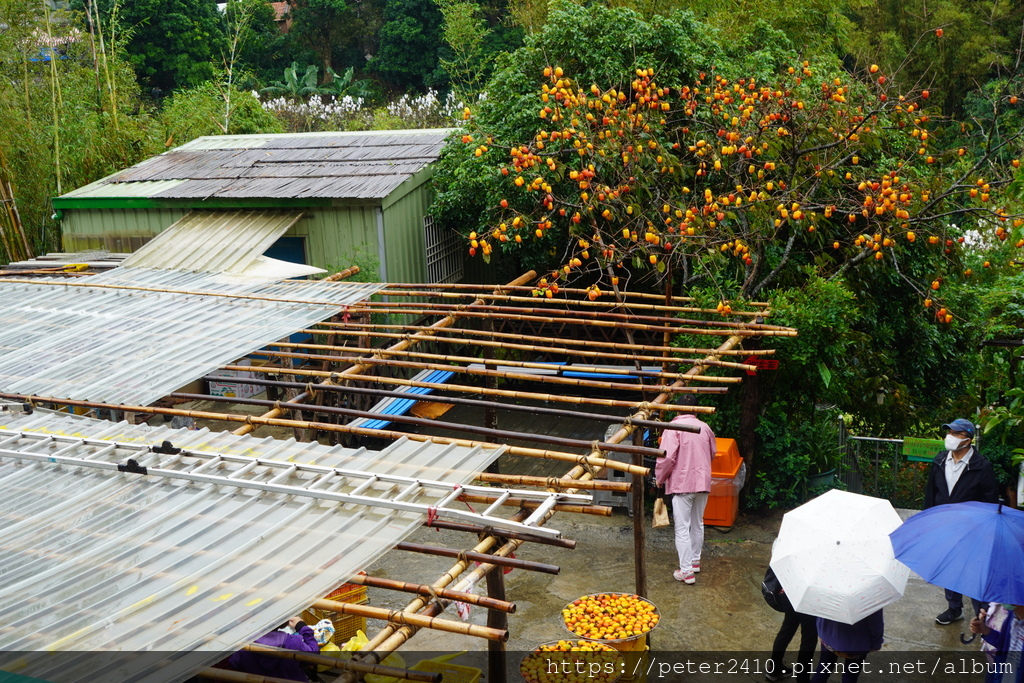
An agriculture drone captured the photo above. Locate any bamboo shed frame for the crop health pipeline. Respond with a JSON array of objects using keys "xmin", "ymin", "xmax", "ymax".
[{"xmin": 0, "ymin": 265, "xmax": 794, "ymax": 682}]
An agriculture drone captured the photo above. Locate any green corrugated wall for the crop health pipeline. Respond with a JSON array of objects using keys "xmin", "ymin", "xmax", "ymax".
[
  {"xmin": 286, "ymin": 205, "xmax": 380, "ymax": 274},
  {"xmin": 57, "ymin": 182, "xmax": 434, "ymax": 284},
  {"xmin": 61, "ymin": 208, "xmax": 189, "ymax": 252},
  {"xmin": 381, "ymin": 180, "xmax": 430, "ymax": 284}
]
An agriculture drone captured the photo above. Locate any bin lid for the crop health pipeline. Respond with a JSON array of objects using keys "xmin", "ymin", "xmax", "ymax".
[{"xmin": 712, "ymin": 438, "xmax": 743, "ymax": 478}]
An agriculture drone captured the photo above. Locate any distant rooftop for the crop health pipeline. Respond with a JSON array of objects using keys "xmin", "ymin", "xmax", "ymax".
[{"xmin": 57, "ymin": 129, "xmax": 454, "ymax": 203}]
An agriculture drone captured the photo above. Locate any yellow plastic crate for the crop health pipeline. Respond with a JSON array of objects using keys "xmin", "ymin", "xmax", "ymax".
[
  {"xmin": 302, "ymin": 583, "xmax": 369, "ymax": 646},
  {"xmin": 411, "ymin": 660, "xmax": 482, "ymax": 683}
]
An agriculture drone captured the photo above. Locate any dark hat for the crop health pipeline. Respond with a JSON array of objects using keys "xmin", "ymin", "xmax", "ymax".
[{"xmin": 941, "ymin": 418, "xmax": 976, "ymax": 437}]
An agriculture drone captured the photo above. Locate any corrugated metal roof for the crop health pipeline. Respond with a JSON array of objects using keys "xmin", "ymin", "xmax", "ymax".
[
  {"xmin": 119, "ymin": 209, "xmax": 322, "ymax": 277},
  {"xmin": 62, "ymin": 178, "xmax": 187, "ymax": 199},
  {"xmin": 175, "ymin": 129, "xmax": 454, "ymax": 151},
  {"xmin": 57, "ymin": 130, "xmax": 454, "ymax": 201},
  {"xmin": 0, "ymin": 406, "xmax": 506, "ymax": 681},
  {"xmin": 0, "ymin": 268, "xmax": 384, "ymax": 405}
]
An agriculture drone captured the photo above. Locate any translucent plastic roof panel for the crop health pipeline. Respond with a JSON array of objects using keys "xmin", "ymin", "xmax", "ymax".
[
  {"xmin": 119, "ymin": 209, "xmax": 315, "ymax": 275},
  {"xmin": 0, "ymin": 268, "xmax": 384, "ymax": 405},
  {"xmin": 0, "ymin": 407, "xmax": 507, "ymax": 682}
]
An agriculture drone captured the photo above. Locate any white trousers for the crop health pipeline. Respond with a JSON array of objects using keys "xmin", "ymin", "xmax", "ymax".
[{"xmin": 671, "ymin": 492, "xmax": 708, "ymax": 574}]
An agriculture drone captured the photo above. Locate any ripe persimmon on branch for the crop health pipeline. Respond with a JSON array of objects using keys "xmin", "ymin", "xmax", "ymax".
[{"xmin": 457, "ymin": 39, "xmax": 1024, "ymax": 320}]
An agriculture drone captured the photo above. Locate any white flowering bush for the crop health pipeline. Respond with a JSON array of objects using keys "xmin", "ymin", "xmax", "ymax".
[{"xmin": 256, "ymin": 89, "xmax": 468, "ymax": 132}]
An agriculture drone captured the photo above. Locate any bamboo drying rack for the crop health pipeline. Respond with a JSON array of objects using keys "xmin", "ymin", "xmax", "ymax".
[{"xmin": 3, "ymin": 265, "xmax": 793, "ymax": 683}]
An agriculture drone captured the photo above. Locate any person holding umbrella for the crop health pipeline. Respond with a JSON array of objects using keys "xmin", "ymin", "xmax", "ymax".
[
  {"xmin": 923, "ymin": 418, "xmax": 1000, "ymax": 625},
  {"xmin": 970, "ymin": 604, "xmax": 1024, "ymax": 683},
  {"xmin": 810, "ymin": 609, "xmax": 884, "ymax": 683}
]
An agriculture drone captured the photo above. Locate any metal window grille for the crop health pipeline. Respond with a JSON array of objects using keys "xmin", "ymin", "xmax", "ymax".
[{"xmin": 424, "ymin": 215, "xmax": 464, "ymax": 284}]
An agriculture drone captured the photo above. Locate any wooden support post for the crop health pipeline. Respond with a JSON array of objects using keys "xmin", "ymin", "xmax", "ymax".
[
  {"xmin": 631, "ymin": 427, "xmax": 648, "ymax": 600},
  {"xmin": 738, "ymin": 336, "xmax": 761, "ymax": 498},
  {"xmin": 486, "ymin": 562, "xmax": 508, "ymax": 683}
]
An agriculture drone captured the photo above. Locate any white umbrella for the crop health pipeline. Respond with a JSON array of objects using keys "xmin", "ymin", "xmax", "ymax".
[{"xmin": 770, "ymin": 489, "xmax": 908, "ymax": 624}]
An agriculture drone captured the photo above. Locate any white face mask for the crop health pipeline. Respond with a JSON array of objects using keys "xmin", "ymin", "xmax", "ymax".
[{"xmin": 945, "ymin": 434, "xmax": 969, "ymax": 451}]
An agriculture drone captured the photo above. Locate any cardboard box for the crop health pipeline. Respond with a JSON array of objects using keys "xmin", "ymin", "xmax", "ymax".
[{"xmin": 206, "ymin": 359, "xmax": 263, "ymax": 399}]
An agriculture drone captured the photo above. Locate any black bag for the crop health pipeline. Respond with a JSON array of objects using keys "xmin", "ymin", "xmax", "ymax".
[{"xmin": 761, "ymin": 566, "xmax": 791, "ymax": 612}]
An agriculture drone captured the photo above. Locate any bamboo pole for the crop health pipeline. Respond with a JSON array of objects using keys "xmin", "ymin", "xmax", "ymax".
[
  {"xmin": 486, "ymin": 565, "xmax": 508, "ymax": 683},
  {"xmin": 396, "ymin": 542, "xmax": 560, "ymax": 573},
  {"xmin": 311, "ymin": 598, "xmax": 508, "ymax": 641},
  {"xmin": 361, "ymin": 504, "xmax": 562, "ymax": 656},
  {"xmin": 349, "ymin": 299, "xmax": 794, "ymax": 333},
  {"xmin": 349, "ymin": 575, "xmax": 516, "ymax": 613},
  {"xmin": 474, "ymin": 472, "xmax": 631, "ymax": 492},
  {"xmin": 240, "ymin": 644, "xmax": 441, "ymax": 681},
  {"xmin": 0, "ymin": 277, "xmax": 377, "ymax": 307},
  {"xmin": 169, "ymin": 392, "xmax": 666, "ymax": 458},
  {"xmin": 632, "ymin": 428, "xmax": 647, "ymax": 598},
  {"xmin": 310, "ymin": 321, "xmax": 778, "ymax": 357},
  {"xmin": 373, "ymin": 282, "xmax": 770, "ymax": 308},
  {"xmin": 419, "ymin": 519, "xmax": 577, "ymax": 548},
  {"xmin": 337, "ymin": 306, "xmax": 795, "ymax": 337},
  {"xmin": 0, "ymin": 149, "xmax": 32, "ymax": 261},
  {"xmin": 452, "ymin": 493, "xmax": 611, "ymax": 516},
  {"xmin": 222, "ymin": 364, "xmax": 716, "ymax": 413},
  {"xmin": 232, "ymin": 270, "xmax": 540, "ymax": 437},
  {"xmin": 263, "ymin": 342, "xmax": 746, "ymax": 382},
  {"xmin": 324, "ymin": 265, "xmax": 361, "ymax": 281},
  {"xmin": 296, "ymin": 327, "xmax": 763, "ymax": 368},
  {"xmin": 379, "ymin": 287, "xmax": 767, "ymax": 317},
  {"xmin": 0, "ymin": 393, "xmax": 650, "ymax": 476},
  {"xmin": 204, "ymin": 375, "xmax": 707, "ymax": 432},
  {"xmin": 352, "ymin": 334, "xmax": 756, "ymax": 663},
  {"xmin": 246, "ymin": 351, "xmax": 731, "ymax": 394}
]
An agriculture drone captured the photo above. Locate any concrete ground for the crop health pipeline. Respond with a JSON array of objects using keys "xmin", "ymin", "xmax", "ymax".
[
  {"xmin": 363, "ymin": 507, "xmax": 987, "ymax": 679},
  {"xmin": 173, "ymin": 399, "xmax": 988, "ymax": 678}
]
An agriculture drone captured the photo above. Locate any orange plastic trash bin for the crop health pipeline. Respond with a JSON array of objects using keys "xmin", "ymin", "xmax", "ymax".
[{"xmin": 703, "ymin": 438, "xmax": 744, "ymax": 528}]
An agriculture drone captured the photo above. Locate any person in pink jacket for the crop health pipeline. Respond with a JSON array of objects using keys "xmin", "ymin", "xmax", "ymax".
[{"xmin": 655, "ymin": 400, "xmax": 716, "ymax": 585}]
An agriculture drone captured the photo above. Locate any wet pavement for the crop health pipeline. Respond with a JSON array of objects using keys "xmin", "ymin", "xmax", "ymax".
[{"xmin": 365, "ymin": 507, "xmax": 982, "ymax": 662}]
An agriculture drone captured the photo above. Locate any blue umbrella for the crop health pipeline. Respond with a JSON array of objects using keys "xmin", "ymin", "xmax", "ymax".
[{"xmin": 889, "ymin": 502, "xmax": 1024, "ymax": 605}]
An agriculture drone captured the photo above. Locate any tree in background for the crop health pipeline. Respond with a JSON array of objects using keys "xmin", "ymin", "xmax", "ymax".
[
  {"xmin": 79, "ymin": 0, "xmax": 225, "ymax": 92},
  {"xmin": 436, "ymin": 0, "xmax": 490, "ymax": 100},
  {"xmin": 432, "ymin": 2, "xmax": 1024, "ymax": 507},
  {"xmin": 288, "ymin": 0, "xmax": 351, "ymax": 80},
  {"xmin": 844, "ymin": 0, "xmax": 1024, "ymax": 117},
  {"xmin": 229, "ymin": 0, "xmax": 292, "ymax": 88},
  {"xmin": 369, "ymin": 0, "xmax": 446, "ymax": 90},
  {"xmin": 444, "ymin": 33, "xmax": 1022, "ymax": 318},
  {"xmin": 160, "ymin": 82, "xmax": 283, "ymax": 144},
  {"xmin": 0, "ymin": 1, "xmax": 159, "ymax": 256}
]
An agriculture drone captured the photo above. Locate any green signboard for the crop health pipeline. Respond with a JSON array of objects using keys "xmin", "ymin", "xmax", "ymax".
[{"xmin": 903, "ymin": 437, "xmax": 945, "ymax": 462}]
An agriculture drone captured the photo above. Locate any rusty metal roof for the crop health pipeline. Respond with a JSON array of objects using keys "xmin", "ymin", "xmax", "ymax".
[{"xmin": 59, "ymin": 130, "xmax": 453, "ymax": 202}]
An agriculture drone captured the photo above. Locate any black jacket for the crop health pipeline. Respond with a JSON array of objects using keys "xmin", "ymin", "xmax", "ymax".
[{"xmin": 923, "ymin": 446, "xmax": 1000, "ymax": 508}]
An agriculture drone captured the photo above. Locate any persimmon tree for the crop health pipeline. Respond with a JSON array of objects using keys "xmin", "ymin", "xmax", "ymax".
[{"xmin": 453, "ymin": 35, "xmax": 1024, "ymax": 322}]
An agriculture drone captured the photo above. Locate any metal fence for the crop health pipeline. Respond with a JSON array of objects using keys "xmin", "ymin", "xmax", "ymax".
[{"xmin": 838, "ymin": 418, "xmax": 932, "ymax": 508}]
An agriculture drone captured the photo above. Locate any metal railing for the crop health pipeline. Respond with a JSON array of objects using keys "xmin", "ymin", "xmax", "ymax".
[{"xmin": 838, "ymin": 420, "xmax": 931, "ymax": 508}]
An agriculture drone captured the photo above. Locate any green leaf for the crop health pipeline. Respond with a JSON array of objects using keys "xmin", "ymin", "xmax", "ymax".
[{"xmin": 817, "ymin": 361, "xmax": 832, "ymax": 388}]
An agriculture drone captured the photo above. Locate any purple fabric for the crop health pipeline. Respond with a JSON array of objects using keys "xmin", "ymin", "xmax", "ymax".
[
  {"xmin": 227, "ymin": 624, "xmax": 320, "ymax": 681},
  {"xmin": 816, "ymin": 610, "xmax": 884, "ymax": 653},
  {"xmin": 656, "ymin": 415, "xmax": 716, "ymax": 495}
]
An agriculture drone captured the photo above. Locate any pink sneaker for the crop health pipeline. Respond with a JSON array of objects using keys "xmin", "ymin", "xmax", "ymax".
[
  {"xmin": 692, "ymin": 562, "xmax": 701, "ymax": 573},
  {"xmin": 673, "ymin": 569, "xmax": 696, "ymax": 584}
]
